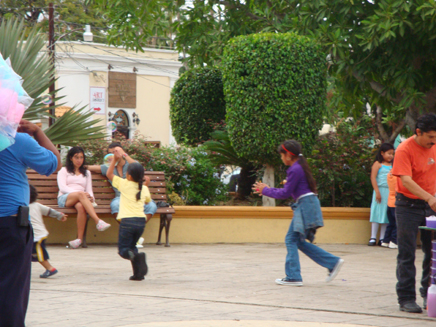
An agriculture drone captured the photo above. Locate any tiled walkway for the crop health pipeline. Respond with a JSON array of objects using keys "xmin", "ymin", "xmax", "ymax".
[{"xmin": 26, "ymin": 243, "xmax": 435, "ymax": 327}]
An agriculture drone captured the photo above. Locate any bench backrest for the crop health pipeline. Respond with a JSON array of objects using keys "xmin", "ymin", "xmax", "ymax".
[{"xmin": 27, "ymin": 170, "xmax": 168, "ymax": 206}]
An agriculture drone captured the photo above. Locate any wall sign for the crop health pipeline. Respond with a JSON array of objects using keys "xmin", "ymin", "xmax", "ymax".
[
  {"xmin": 108, "ymin": 72, "xmax": 136, "ymax": 108},
  {"xmin": 90, "ymin": 87, "xmax": 106, "ymax": 115}
]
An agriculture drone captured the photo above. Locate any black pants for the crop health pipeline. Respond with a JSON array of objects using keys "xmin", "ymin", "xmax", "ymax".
[
  {"xmin": 118, "ymin": 218, "xmax": 146, "ymax": 260},
  {"xmin": 0, "ymin": 216, "xmax": 33, "ymax": 327},
  {"xmin": 395, "ymin": 194, "xmax": 432, "ymax": 305},
  {"xmin": 384, "ymin": 207, "xmax": 397, "ymax": 244}
]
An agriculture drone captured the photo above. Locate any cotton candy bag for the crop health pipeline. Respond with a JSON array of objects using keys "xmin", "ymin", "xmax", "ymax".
[{"xmin": 0, "ymin": 54, "xmax": 34, "ymax": 152}]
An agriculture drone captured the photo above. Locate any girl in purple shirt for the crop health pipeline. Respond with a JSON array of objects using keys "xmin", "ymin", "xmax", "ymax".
[{"xmin": 253, "ymin": 140, "xmax": 344, "ymax": 286}]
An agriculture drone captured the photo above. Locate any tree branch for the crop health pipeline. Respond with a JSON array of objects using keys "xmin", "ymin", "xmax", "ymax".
[{"xmin": 375, "ymin": 104, "xmax": 390, "ymax": 142}]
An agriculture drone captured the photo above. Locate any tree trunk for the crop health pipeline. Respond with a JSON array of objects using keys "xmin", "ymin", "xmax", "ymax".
[
  {"xmin": 262, "ymin": 164, "xmax": 275, "ymax": 207},
  {"xmin": 236, "ymin": 164, "xmax": 257, "ymax": 199}
]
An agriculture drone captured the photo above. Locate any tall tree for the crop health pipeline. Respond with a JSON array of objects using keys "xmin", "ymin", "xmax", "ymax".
[
  {"xmin": 0, "ymin": 0, "xmax": 108, "ymax": 43},
  {"xmin": 94, "ymin": 0, "xmax": 436, "ymax": 139}
]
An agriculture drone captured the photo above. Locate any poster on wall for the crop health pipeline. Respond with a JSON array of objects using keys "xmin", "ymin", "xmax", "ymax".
[{"xmin": 90, "ymin": 87, "xmax": 106, "ymax": 115}]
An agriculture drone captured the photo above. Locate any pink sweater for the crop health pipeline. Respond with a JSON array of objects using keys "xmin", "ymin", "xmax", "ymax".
[{"xmin": 57, "ymin": 167, "xmax": 94, "ymax": 198}]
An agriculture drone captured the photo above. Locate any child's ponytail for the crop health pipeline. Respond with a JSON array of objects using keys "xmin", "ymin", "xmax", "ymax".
[
  {"xmin": 278, "ymin": 140, "xmax": 317, "ymax": 194},
  {"xmin": 126, "ymin": 163, "xmax": 145, "ymax": 201}
]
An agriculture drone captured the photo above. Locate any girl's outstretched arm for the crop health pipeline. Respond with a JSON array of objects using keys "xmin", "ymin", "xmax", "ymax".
[{"xmin": 371, "ymin": 161, "xmax": 382, "ymax": 203}]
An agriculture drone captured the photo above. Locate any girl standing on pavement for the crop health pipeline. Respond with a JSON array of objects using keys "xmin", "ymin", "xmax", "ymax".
[
  {"xmin": 368, "ymin": 143, "xmax": 394, "ymax": 246},
  {"xmin": 253, "ymin": 140, "xmax": 344, "ymax": 286},
  {"xmin": 106, "ymin": 149, "xmax": 151, "ymax": 281}
]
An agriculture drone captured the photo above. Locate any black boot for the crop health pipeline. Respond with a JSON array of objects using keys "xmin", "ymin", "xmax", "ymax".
[
  {"xmin": 137, "ymin": 252, "xmax": 148, "ymax": 277},
  {"xmin": 129, "ymin": 254, "xmax": 144, "ymax": 281}
]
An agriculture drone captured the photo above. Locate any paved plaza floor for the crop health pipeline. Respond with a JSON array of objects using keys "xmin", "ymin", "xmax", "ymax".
[{"xmin": 26, "ymin": 243, "xmax": 436, "ymax": 327}]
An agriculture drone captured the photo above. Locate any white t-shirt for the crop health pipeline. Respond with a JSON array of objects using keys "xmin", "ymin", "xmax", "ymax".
[{"xmin": 29, "ymin": 202, "xmax": 62, "ymax": 242}]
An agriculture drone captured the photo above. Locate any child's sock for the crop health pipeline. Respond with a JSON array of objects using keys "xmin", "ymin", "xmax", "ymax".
[
  {"xmin": 379, "ymin": 224, "xmax": 387, "ymax": 240},
  {"xmin": 371, "ymin": 223, "xmax": 379, "ymax": 239}
]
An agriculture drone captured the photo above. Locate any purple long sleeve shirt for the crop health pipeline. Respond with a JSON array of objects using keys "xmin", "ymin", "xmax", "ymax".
[{"xmin": 262, "ymin": 162, "xmax": 312, "ymax": 200}]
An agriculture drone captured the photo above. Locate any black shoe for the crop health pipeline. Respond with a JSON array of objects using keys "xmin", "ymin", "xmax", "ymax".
[
  {"xmin": 423, "ymin": 297, "xmax": 427, "ymax": 309},
  {"xmin": 399, "ymin": 301, "xmax": 422, "ymax": 313},
  {"xmin": 368, "ymin": 238, "xmax": 376, "ymax": 246},
  {"xmin": 130, "ymin": 254, "xmax": 144, "ymax": 281},
  {"xmin": 377, "ymin": 239, "xmax": 383, "ymax": 246},
  {"xmin": 137, "ymin": 252, "xmax": 148, "ymax": 277}
]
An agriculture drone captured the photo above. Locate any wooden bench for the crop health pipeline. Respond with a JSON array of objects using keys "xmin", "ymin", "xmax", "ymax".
[{"xmin": 27, "ymin": 169, "xmax": 175, "ymax": 247}]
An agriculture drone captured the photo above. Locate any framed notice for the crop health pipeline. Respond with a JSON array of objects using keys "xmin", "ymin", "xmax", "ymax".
[{"xmin": 90, "ymin": 87, "xmax": 106, "ymax": 115}]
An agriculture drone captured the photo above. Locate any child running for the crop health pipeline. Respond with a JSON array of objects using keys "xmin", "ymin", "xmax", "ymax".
[
  {"xmin": 253, "ymin": 140, "xmax": 344, "ymax": 286},
  {"xmin": 106, "ymin": 149, "xmax": 151, "ymax": 281},
  {"xmin": 368, "ymin": 143, "xmax": 394, "ymax": 246},
  {"xmin": 29, "ymin": 184, "xmax": 67, "ymax": 278}
]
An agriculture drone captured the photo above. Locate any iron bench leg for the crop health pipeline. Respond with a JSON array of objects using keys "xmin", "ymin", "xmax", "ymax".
[{"xmin": 156, "ymin": 213, "xmax": 172, "ymax": 247}]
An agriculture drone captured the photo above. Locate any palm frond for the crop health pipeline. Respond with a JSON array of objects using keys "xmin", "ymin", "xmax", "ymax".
[{"xmin": 0, "ymin": 17, "xmax": 106, "ymax": 145}]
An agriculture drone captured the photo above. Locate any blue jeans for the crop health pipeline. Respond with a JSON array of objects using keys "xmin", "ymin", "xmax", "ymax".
[
  {"xmin": 285, "ymin": 219, "xmax": 340, "ymax": 281},
  {"xmin": 118, "ymin": 218, "xmax": 146, "ymax": 260}
]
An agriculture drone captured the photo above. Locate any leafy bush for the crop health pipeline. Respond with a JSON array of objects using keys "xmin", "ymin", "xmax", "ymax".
[
  {"xmin": 77, "ymin": 133, "xmax": 228, "ymax": 205},
  {"xmin": 222, "ymin": 32, "xmax": 327, "ymax": 166},
  {"xmin": 308, "ymin": 117, "xmax": 376, "ymax": 207},
  {"xmin": 170, "ymin": 67, "xmax": 226, "ymax": 146}
]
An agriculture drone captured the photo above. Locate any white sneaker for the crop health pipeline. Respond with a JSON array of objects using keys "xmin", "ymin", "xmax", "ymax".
[
  {"xmin": 381, "ymin": 242, "xmax": 389, "ymax": 247},
  {"xmin": 68, "ymin": 239, "xmax": 82, "ymax": 249},
  {"xmin": 96, "ymin": 220, "xmax": 111, "ymax": 232},
  {"xmin": 136, "ymin": 237, "xmax": 144, "ymax": 248},
  {"xmin": 389, "ymin": 241, "xmax": 398, "ymax": 249},
  {"xmin": 326, "ymin": 259, "xmax": 344, "ymax": 282},
  {"xmin": 275, "ymin": 278, "xmax": 303, "ymax": 286}
]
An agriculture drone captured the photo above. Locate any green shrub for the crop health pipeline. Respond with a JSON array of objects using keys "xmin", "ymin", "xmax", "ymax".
[
  {"xmin": 170, "ymin": 67, "xmax": 226, "ymax": 146},
  {"xmin": 308, "ymin": 117, "xmax": 376, "ymax": 207},
  {"xmin": 77, "ymin": 133, "xmax": 228, "ymax": 205},
  {"xmin": 222, "ymin": 33, "xmax": 327, "ymax": 166}
]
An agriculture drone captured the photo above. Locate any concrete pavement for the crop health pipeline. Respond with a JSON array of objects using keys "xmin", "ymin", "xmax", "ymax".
[{"xmin": 26, "ymin": 243, "xmax": 435, "ymax": 327}]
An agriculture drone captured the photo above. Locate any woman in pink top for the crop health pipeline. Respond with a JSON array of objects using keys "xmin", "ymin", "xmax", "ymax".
[{"xmin": 57, "ymin": 147, "xmax": 111, "ymax": 248}]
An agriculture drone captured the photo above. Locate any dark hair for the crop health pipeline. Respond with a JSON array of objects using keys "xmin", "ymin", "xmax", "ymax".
[
  {"xmin": 375, "ymin": 143, "xmax": 395, "ymax": 163},
  {"xmin": 108, "ymin": 142, "xmax": 123, "ymax": 152},
  {"xmin": 415, "ymin": 113, "xmax": 436, "ymax": 134},
  {"xmin": 29, "ymin": 184, "xmax": 38, "ymax": 204},
  {"xmin": 127, "ymin": 163, "xmax": 145, "ymax": 201},
  {"xmin": 277, "ymin": 140, "xmax": 317, "ymax": 193},
  {"xmin": 65, "ymin": 146, "xmax": 87, "ymax": 177}
]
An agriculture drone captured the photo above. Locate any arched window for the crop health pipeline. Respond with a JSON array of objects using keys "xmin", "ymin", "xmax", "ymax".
[{"xmin": 112, "ymin": 109, "xmax": 129, "ymax": 139}]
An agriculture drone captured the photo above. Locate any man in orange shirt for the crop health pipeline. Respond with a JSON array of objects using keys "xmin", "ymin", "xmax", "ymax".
[{"xmin": 392, "ymin": 113, "xmax": 436, "ymax": 313}]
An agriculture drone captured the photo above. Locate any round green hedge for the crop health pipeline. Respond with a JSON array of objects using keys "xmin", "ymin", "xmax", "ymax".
[
  {"xmin": 222, "ymin": 33, "xmax": 327, "ymax": 165},
  {"xmin": 170, "ymin": 67, "xmax": 226, "ymax": 146}
]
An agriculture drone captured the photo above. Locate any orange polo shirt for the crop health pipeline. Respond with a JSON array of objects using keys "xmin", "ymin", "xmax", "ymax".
[{"xmin": 391, "ymin": 136, "xmax": 436, "ymax": 199}]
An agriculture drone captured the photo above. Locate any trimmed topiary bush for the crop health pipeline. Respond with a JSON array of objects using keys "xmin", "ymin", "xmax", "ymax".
[
  {"xmin": 222, "ymin": 33, "xmax": 327, "ymax": 165},
  {"xmin": 170, "ymin": 67, "xmax": 226, "ymax": 146}
]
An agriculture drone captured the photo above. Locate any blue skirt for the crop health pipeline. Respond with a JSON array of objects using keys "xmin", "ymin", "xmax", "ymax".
[{"xmin": 369, "ymin": 187, "xmax": 389, "ymax": 224}]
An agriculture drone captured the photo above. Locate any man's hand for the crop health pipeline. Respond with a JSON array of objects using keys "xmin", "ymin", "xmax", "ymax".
[
  {"xmin": 428, "ymin": 197, "xmax": 436, "ymax": 212},
  {"xmin": 17, "ymin": 120, "xmax": 40, "ymax": 137},
  {"xmin": 114, "ymin": 147, "xmax": 126, "ymax": 156},
  {"xmin": 113, "ymin": 148, "xmax": 123, "ymax": 160}
]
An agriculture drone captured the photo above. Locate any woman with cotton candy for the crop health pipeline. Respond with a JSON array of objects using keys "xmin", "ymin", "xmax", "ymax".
[{"xmin": 0, "ymin": 53, "xmax": 34, "ymax": 152}]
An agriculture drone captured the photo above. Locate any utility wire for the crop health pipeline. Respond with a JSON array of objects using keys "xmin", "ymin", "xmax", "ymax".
[
  {"xmin": 78, "ymin": 40, "xmax": 179, "ymax": 76},
  {"xmin": 58, "ymin": 41, "xmax": 173, "ymax": 89}
]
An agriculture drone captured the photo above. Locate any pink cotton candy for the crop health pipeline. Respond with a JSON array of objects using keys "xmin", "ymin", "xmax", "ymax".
[
  {"xmin": 0, "ymin": 88, "xmax": 14, "ymax": 118},
  {"xmin": 6, "ymin": 91, "xmax": 18, "ymax": 122},
  {"xmin": 14, "ymin": 103, "xmax": 24, "ymax": 124}
]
